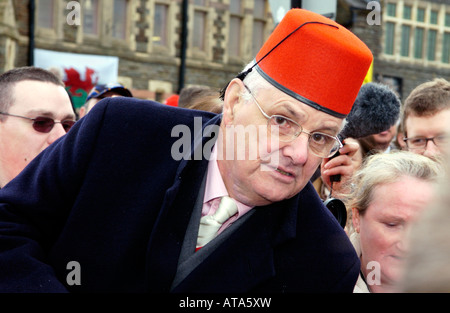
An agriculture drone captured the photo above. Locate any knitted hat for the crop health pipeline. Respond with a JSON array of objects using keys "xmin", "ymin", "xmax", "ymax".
[{"xmin": 250, "ymin": 9, "xmax": 373, "ymax": 117}]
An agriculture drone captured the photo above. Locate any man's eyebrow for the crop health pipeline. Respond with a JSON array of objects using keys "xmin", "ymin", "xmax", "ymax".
[
  {"xmin": 276, "ymin": 102, "xmax": 307, "ymax": 122},
  {"xmin": 317, "ymin": 122, "xmax": 342, "ymax": 134},
  {"xmin": 27, "ymin": 110, "xmax": 76, "ymax": 120},
  {"xmin": 277, "ymin": 103, "xmax": 341, "ymax": 134},
  {"xmin": 26, "ymin": 110, "xmax": 53, "ymax": 116}
]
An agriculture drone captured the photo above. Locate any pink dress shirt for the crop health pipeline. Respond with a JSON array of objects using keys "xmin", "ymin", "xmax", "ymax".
[{"xmin": 202, "ymin": 144, "xmax": 253, "ymax": 235}]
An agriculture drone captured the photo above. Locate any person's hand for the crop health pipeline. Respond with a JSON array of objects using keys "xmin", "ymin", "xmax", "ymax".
[{"xmin": 321, "ymin": 138, "xmax": 362, "ymax": 197}]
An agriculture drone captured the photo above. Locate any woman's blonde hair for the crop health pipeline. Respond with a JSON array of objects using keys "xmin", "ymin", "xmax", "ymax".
[{"xmin": 346, "ymin": 150, "xmax": 443, "ymax": 230}]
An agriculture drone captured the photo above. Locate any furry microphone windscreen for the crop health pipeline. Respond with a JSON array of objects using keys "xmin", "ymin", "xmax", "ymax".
[{"xmin": 339, "ymin": 82, "xmax": 401, "ymax": 140}]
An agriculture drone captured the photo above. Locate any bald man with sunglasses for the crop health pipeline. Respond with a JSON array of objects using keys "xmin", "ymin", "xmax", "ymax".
[{"xmin": 0, "ymin": 67, "xmax": 76, "ymax": 188}]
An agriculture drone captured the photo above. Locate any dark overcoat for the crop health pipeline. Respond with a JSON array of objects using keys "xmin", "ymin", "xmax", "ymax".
[{"xmin": 0, "ymin": 97, "xmax": 359, "ymax": 292}]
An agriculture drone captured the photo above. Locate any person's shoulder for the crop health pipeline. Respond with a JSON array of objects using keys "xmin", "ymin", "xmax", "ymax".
[
  {"xmin": 92, "ymin": 97, "xmax": 218, "ymax": 124},
  {"xmin": 83, "ymin": 97, "xmax": 221, "ymax": 142},
  {"xmin": 297, "ymin": 182, "xmax": 350, "ymax": 237}
]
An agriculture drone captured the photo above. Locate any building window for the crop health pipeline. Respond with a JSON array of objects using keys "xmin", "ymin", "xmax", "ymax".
[
  {"xmin": 384, "ymin": 22, "xmax": 395, "ymax": 55},
  {"xmin": 427, "ymin": 29, "xmax": 437, "ymax": 61},
  {"xmin": 83, "ymin": 0, "xmax": 99, "ymax": 36},
  {"xmin": 383, "ymin": 1, "xmax": 448, "ymax": 67},
  {"xmin": 193, "ymin": 9, "xmax": 206, "ymax": 51},
  {"xmin": 416, "ymin": 8, "xmax": 425, "ymax": 23},
  {"xmin": 430, "ymin": 11, "xmax": 438, "ymax": 25},
  {"xmin": 112, "ymin": 0, "xmax": 128, "ymax": 40},
  {"xmin": 188, "ymin": 0, "xmax": 212, "ymax": 59},
  {"xmin": 401, "ymin": 25, "xmax": 411, "ymax": 57},
  {"xmin": 228, "ymin": 0, "xmax": 243, "ymax": 58},
  {"xmin": 387, "ymin": 3, "xmax": 396, "ymax": 17},
  {"xmin": 37, "ymin": 0, "xmax": 55, "ymax": 29},
  {"xmin": 443, "ymin": 33, "xmax": 450, "ymax": 64},
  {"xmin": 191, "ymin": 0, "xmax": 209, "ymax": 53},
  {"xmin": 403, "ymin": 5, "xmax": 411, "ymax": 20},
  {"xmin": 252, "ymin": 0, "xmax": 266, "ymax": 56},
  {"xmin": 154, "ymin": 3, "xmax": 169, "ymax": 46},
  {"xmin": 414, "ymin": 27, "xmax": 424, "ymax": 59}
]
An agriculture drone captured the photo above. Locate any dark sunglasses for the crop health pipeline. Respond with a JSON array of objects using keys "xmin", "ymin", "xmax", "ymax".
[{"xmin": 0, "ymin": 112, "xmax": 76, "ymax": 133}]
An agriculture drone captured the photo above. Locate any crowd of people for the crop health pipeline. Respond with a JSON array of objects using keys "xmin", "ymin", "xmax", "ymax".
[{"xmin": 0, "ymin": 8, "xmax": 449, "ymax": 293}]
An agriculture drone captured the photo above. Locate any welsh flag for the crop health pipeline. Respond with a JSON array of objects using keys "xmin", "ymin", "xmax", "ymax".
[{"xmin": 34, "ymin": 49, "xmax": 119, "ymax": 110}]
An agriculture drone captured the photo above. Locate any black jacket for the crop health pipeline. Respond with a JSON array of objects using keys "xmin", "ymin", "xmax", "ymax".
[{"xmin": 0, "ymin": 97, "xmax": 359, "ymax": 292}]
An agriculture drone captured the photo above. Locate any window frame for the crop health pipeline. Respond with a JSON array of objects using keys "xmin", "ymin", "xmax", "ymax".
[
  {"xmin": 382, "ymin": 0, "xmax": 448, "ymax": 68},
  {"xmin": 83, "ymin": 0, "xmax": 101, "ymax": 37},
  {"xmin": 35, "ymin": 0, "xmax": 63, "ymax": 41},
  {"xmin": 187, "ymin": 0, "xmax": 214, "ymax": 61}
]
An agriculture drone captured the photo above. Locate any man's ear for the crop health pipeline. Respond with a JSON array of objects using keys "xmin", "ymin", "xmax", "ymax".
[
  {"xmin": 222, "ymin": 78, "xmax": 244, "ymax": 125},
  {"xmin": 78, "ymin": 106, "xmax": 86, "ymax": 119}
]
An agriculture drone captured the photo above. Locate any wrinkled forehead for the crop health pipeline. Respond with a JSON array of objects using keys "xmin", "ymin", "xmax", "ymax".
[{"xmin": 249, "ymin": 78, "xmax": 345, "ymax": 134}]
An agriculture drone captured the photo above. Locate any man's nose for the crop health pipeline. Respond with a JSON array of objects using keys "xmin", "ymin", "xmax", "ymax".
[
  {"xmin": 423, "ymin": 139, "xmax": 441, "ymax": 158},
  {"xmin": 46, "ymin": 123, "xmax": 67, "ymax": 146},
  {"xmin": 282, "ymin": 133, "xmax": 309, "ymax": 165}
]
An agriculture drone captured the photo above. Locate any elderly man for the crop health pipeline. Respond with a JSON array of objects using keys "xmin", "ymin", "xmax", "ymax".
[
  {"xmin": 0, "ymin": 67, "xmax": 76, "ymax": 188},
  {"xmin": 0, "ymin": 9, "xmax": 372, "ymax": 292}
]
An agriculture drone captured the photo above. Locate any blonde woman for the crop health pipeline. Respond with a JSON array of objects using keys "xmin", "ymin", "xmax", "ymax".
[{"xmin": 346, "ymin": 151, "xmax": 442, "ymax": 293}]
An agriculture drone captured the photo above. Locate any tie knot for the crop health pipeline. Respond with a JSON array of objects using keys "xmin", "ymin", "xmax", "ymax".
[
  {"xmin": 213, "ymin": 196, "xmax": 238, "ymax": 223},
  {"xmin": 196, "ymin": 196, "xmax": 238, "ymax": 249}
]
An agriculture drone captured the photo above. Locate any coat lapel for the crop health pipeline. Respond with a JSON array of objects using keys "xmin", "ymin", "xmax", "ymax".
[
  {"xmin": 145, "ymin": 115, "xmax": 222, "ymax": 292},
  {"xmin": 171, "ymin": 195, "xmax": 299, "ymax": 292}
]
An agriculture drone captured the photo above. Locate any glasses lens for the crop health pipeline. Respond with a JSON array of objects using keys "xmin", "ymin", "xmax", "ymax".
[
  {"xmin": 407, "ymin": 137, "xmax": 426, "ymax": 149},
  {"xmin": 309, "ymin": 133, "xmax": 340, "ymax": 158},
  {"xmin": 61, "ymin": 120, "xmax": 76, "ymax": 133},
  {"xmin": 326, "ymin": 142, "xmax": 341, "ymax": 158},
  {"xmin": 32, "ymin": 117, "xmax": 55, "ymax": 133},
  {"xmin": 268, "ymin": 116, "xmax": 340, "ymax": 157},
  {"xmin": 434, "ymin": 135, "xmax": 449, "ymax": 147},
  {"xmin": 268, "ymin": 115, "xmax": 300, "ymax": 142}
]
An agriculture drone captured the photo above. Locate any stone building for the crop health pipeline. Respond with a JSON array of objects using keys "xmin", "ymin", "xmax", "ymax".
[
  {"xmin": 0, "ymin": 0, "xmax": 275, "ymax": 107},
  {"xmin": 374, "ymin": 0, "xmax": 450, "ymax": 99},
  {"xmin": 0, "ymin": 0, "xmax": 449, "ymax": 108},
  {"xmin": 340, "ymin": 0, "xmax": 450, "ymax": 99}
]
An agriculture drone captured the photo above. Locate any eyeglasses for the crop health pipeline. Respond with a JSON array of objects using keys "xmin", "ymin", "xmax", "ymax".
[
  {"xmin": 243, "ymin": 85, "xmax": 342, "ymax": 158},
  {"xmin": 403, "ymin": 135, "xmax": 449, "ymax": 151},
  {"xmin": 0, "ymin": 112, "xmax": 76, "ymax": 133}
]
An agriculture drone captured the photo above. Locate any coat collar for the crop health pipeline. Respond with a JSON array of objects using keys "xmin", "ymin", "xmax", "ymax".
[{"xmin": 145, "ymin": 114, "xmax": 222, "ymax": 292}]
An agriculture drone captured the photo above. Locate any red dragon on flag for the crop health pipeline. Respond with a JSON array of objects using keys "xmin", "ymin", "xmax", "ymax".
[{"xmin": 64, "ymin": 67, "xmax": 99, "ymax": 110}]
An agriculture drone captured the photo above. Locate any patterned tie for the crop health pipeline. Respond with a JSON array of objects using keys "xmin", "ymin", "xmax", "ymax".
[{"xmin": 196, "ymin": 196, "xmax": 238, "ymax": 250}]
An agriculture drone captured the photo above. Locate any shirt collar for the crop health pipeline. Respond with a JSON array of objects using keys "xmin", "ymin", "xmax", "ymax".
[{"xmin": 203, "ymin": 144, "xmax": 253, "ymax": 216}]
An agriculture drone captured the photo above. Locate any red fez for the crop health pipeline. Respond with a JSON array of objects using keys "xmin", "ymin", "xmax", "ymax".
[{"xmin": 254, "ymin": 9, "xmax": 373, "ymax": 117}]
